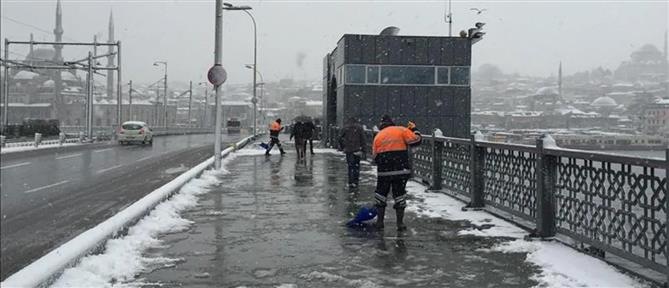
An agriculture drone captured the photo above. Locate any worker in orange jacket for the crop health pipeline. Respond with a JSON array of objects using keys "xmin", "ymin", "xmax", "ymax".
[
  {"xmin": 372, "ymin": 115, "xmax": 421, "ymax": 231},
  {"xmin": 265, "ymin": 118, "xmax": 286, "ymax": 156}
]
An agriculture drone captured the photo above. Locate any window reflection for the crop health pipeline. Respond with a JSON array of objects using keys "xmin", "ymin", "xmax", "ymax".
[
  {"xmin": 345, "ymin": 65, "xmax": 366, "ymax": 84},
  {"xmin": 451, "ymin": 67, "xmax": 470, "ymax": 85},
  {"xmin": 343, "ymin": 64, "xmax": 469, "ymax": 86}
]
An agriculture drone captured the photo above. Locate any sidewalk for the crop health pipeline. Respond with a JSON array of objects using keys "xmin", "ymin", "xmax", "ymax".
[{"xmin": 53, "ymin": 142, "xmax": 648, "ymax": 287}]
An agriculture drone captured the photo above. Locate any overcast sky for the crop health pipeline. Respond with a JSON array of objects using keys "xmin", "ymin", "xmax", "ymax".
[{"xmin": 2, "ymin": 0, "xmax": 667, "ymax": 85}]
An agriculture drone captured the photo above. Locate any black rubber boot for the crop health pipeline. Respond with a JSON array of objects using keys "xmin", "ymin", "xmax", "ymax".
[
  {"xmin": 396, "ymin": 208, "xmax": 407, "ymax": 231},
  {"xmin": 375, "ymin": 207, "xmax": 385, "ymax": 230}
]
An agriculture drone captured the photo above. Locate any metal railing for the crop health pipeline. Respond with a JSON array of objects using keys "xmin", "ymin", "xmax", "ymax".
[
  {"xmin": 325, "ymin": 126, "xmax": 668, "ymax": 281},
  {"xmin": 1, "ymin": 127, "xmax": 218, "ymax": 150}
]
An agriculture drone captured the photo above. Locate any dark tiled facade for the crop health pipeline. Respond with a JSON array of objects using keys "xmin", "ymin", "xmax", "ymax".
[{"xmin": 324, "ymin": 34, "xmax": 472, "ymax": 138}]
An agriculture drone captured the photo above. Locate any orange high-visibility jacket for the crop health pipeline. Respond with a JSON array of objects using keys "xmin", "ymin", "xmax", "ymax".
[
  {"xmin": 372, "ymin": 126, "xmax": 422, "ymax": 177},
  {"xmin": 269, "ymin": 121, "xmax": 282, "ymax": 138},
  {"xmin": 372, "ymin": 126, "xmax": 421, "ymax": 155}
]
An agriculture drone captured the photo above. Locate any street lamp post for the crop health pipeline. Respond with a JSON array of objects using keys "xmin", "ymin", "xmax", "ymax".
[
  {"xmin": 223, "ymin": 2, "xmax": 257, "ymax": 135},
  {"xmin": 246, "ymin": 64, "xmax": 263, "ymax": 130},
  {"xmin": 153, "ymin": 61, "xmax": 167, "ymax": 128},
  {"xmin": 188, "ymin": 80, "xmax": 193, "ymax": 127},
  {"xmin": 128, "ymin": 80, "xmax": 133, "ymax": 120}
]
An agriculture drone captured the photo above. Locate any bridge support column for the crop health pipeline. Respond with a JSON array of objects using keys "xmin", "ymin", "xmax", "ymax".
[
  {"xmin": 467, "ymin": 133, "xmax": 485, "ymax": 208},
  {"xmin": 429, "ymin": 130, "xmax": 443, "ymax": 191},
  {"xmin": 532, "ymin": 134, "xmax": 557, "ymax": 239}
]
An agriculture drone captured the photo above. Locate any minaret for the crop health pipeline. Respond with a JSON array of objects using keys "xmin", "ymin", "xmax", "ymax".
[
  {"xmin": 558, "ymin": 61, "xmax": 563, "ymax": 101},
  {"xmin": 53, "ymin": 0, "xmax": 63, "ymax": 62},
  {"xmin": 664, "ymin": 30, "xmax": 669, "ymax": 60},
  {"xmin": 29, "ymin": 33, "xmax": 34, "ymax": 56},
  {"xmin": 106, "ymin": 10, "xmax": 115, "ymax": 100},
  {"xmin": 28, "ymin": 33, "xmax": 34, "ymax": 65},
  {"xmin": 53, "ymin": 0, "xmax": 63, "ymax": 116}
]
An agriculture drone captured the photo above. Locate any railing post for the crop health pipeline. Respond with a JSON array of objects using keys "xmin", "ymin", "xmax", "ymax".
[
  {"xmin": 79, "ymin": 131, "xmax": 85, "ymax": 143},
  {"xmin": 58, "ymin": 132, "xmax": 65, "ymax": 146},
  {"xmin": 533, "ymin": 134, "xmax": 557, "ymax": 239},
  {"xmin": 665, "ymin": 147, "xmax": 668, "ymax": 285},
  {"xmin": 467, "ymin": 132, "xmax": 485, "ymax": 208},
  {"xmin": 430, "ymin": 130, "xmax": 443, "ymax": 190},
  {"xmin": 0, "ymin": 135, "xmax": 5, "ymax": 148},
  {"xmin": 34, "ymin": 133, "xmax": 42, "ymax": 147}
]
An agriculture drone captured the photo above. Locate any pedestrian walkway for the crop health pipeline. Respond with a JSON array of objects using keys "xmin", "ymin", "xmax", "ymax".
[
  {"xmin": 60, "ymin": 142, "xmax": 648, "ymax": 287},
  {"xmin": 130, "ymin": 146, "xmax": 537, "ymax": 287}
]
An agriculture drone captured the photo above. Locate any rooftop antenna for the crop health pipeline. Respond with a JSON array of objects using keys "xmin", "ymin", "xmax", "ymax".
[{"xmin": 445, "ymin": 0, "xmax": 453, "ymax": 36}]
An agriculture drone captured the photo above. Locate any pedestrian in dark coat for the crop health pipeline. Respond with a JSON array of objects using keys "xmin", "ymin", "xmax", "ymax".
[
  {"xmin": 290, "ymin": 119, "xmax": 309, "ymax": 160},
  {"xmin": 303, "ymin": 119, "xmax": 317, "ymax": 155},
  {"xmin": 338, "ymin": 117, "xmax": 366, "ymax": 188}
]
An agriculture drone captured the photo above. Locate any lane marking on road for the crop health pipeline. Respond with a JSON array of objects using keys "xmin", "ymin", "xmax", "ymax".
[
  {"xmin": 136, "ymin": 155, "xmax": 153, "ymax": 162},
  {"xmin": 24, "ymin": 180, "xmax": 70, "ymax": 194},
  {"xmin": 96, "ymin": 164, "xmax": 123, "ymax": 174},
  {"xmin": 56, "ymin": 153, "xmax": 82, "ymax": 160},
  {"xmin": 0, "ymin": 162, "xmax": 31, "ymax": 170},
  {"xmin": 93, "ymin": 148, "xmax": 113, "ymax": 153}
]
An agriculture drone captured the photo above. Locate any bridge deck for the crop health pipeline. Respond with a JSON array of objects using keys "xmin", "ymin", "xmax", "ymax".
[{"xmin": 54, "ymin": 141, "xmax": 649, "ymax": 287}]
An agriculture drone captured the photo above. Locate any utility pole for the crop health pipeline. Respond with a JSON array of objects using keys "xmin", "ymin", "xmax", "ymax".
[
  {"xmin": 204, "ymin": 87, "xmax": 208, "ymax": 128},
  {"xmin": 87, "ymin": 52, "xmax": 94, "ymax": 140},
  {"xmin": 117, "ymin": 41, "xmax": 122, "ymax": 128},
  {"xmin": 213, "ymin": 0, "xmax": 224, "ymax": 169},
  {"xmin": 156, "ymin": 86, "xmax": 160, "ymax": 126},
  {"xmin": 163, "ymin": 64, "xmax": 167, "ymax": 128},
  {"xmin": 3, "ymin": 39, "xmax": 9, "ymax": 133},
  {"xmin": 128, "ymin": 80, "xmax": 133, "ymax": 120},
  {"xmin": 188, "ymin": 80, "xmax": 193, "ymax": 127}
]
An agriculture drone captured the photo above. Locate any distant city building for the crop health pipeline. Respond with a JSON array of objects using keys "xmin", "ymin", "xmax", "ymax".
[
  {"xmin": 643, "ymin": 98, "xmax": 669, "ymax": 135},
  {"xmin": 615, "ymin": 41, "xmax": 668, "ymax": 82},
  {"xmin": 1, "ymin": 0, "xmax": 122, "ymax": 128},
  {"xmin": 323, "ymin": 30, "xmax": 473, "ymax": 137}
]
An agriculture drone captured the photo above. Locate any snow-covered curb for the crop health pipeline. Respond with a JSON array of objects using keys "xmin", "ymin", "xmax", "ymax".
[
  {"xmin": 50, "ymin": 148, "xmax": 266, "ymax": 287},
  {"xmin": 405, "ymin": 181, "xmax": 647, "ymax": 288},
  {"xmin": 0, "ymin": 142, "xmax": 84, "ymax": 154},
  {"xmin": 1, "ymin": 136, "xmax": 256, "ymax": 288}
]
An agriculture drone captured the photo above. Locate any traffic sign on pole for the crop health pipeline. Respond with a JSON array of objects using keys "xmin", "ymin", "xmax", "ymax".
[{"xmin": 208, "ymin": 65, "xmax": 227, "ymax": 86}]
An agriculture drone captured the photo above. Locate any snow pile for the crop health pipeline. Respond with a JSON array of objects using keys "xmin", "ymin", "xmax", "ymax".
[
  {"xmin": 473, "ymin": 130, "xmax": 485, "ymax": 141},
  {"xmin": 313, "ymin": 148, "xmax": 343, "ymax": 154},
  {"xmin": 491, "ymin": 240, "xmax": 645, "ymax": 288},
  {"xmin": 300, "ymin": 271, "xmax": 380, "ymax": 288},
  {"xmin": 51, "ymin": 169, "xmax": 222, "ymax": 287},
  {"xmin": 0, "ymin": 142, "xmax": 82, "ymax": 154},
  {"xmin": 405, "ymin": 181, "xmax": 526, "ymax": 238},
  {"xmin": 540, "ymin": 134, "xmax": 558, "ymax": 149},
  {"xmin": 405, "ymin": 181, "xmax": 647, "ymax": 287},
  {"xmin": 51, "ymin": 146, "xmax": 256, "ymax": 287}
]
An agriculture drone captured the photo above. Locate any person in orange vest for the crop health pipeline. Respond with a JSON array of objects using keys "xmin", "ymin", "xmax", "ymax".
[
  {"xmin": 372, "ymin": 115, "xmax": 421, "ymax": 231},
  {"xmin": 265, "ymin": 118, "xmax": 286, "ymax": 156}
]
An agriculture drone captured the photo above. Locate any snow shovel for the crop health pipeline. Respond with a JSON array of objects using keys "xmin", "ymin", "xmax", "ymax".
[{"xmin": 346, "ymin": 206, "xmax": 378, "ymax": 227}]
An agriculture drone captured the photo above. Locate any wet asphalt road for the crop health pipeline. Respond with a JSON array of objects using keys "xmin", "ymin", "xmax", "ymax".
[
  {"xmin": 136, "ymin": 147, "xmax": 539, "ymax": 287},
  {"xmin": 0, "ymin": 133, "xmax": 245, "ymax": 280}
]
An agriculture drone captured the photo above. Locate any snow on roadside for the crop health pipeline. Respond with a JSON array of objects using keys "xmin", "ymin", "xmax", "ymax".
[
  {"xmin": 405, "ymin": 181, "xmax": 526, "ymax": 239},
  {"xmin": 405, "ymin": 181, "xmax": 647, "ymax": 288},
  {"xmin": 50, "ymin": 148, "xmax": 253, "ymax": 287},
  {"xmin": 491, "ymin": 240, "xmax": 645, "ymax": 288},
  {"xmin": 0, "ymin": 142, "xmax": 83, "ymax": 154}
]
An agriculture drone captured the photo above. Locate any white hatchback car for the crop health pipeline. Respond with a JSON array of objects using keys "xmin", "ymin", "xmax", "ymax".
[{"xmin": 117, "ymin": 121, "xmax": 153, "ymax": 145}]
